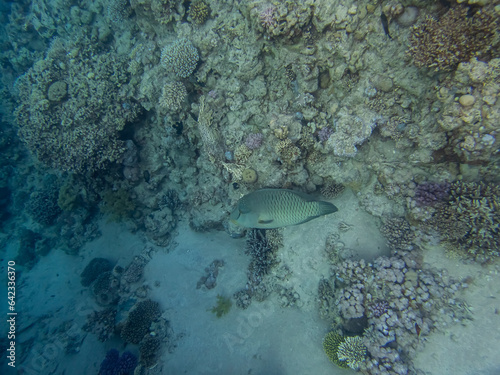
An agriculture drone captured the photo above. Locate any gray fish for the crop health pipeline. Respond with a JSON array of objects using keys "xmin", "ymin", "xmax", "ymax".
[{"xmin": 230, "ymin": 188, "xmax": 338, "ymax": 229}]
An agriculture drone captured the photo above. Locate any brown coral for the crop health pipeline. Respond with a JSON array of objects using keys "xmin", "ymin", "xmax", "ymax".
[
  {"xmin": 15, "ymin": 38, "xmax": 141, "ymax": 173},
  {"xmin": 408, "ymin": 6, "xmax": 498, "ymax": 71},
  {"xmin": 188, "ymin": 0, "xmax": 211, "ymax": 25}
]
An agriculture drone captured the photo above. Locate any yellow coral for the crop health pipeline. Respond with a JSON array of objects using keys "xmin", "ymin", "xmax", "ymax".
[{"xmin": 323, "ymin": 332, "xmax": 349, "ymax": 369}]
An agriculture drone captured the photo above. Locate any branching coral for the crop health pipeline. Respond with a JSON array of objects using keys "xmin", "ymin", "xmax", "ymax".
[
  {"xmin": 381, "ymin": 217, "xmax": 415, "ymax": 251},
  {"xmin": 337, "ymin": 336, "xmax": 367, "ymax": 370},
  {"xmin": 450, "ymin": 181, "xmax": 499, "ymax": 257},
  {"xmin": 426, "ymin": 181, "xmax": 499, "ymax": 260},
  {"xmin": 160, "ymin": 39, "xmax": 199, "ymax": 78},
  {"xmin": 323, "ymin": 331, "xmax": 349, "ymax": 369},
  {"xmin": 408, "ymin": 6, "xmax": 498, "ymax": 71},
  {"xmin": 121, "ymin": 300, "xmax": 162, "ymax": 344},
  {"xmin": 188, "ymin": 0, "xmax": 211, "ymax": 25},
  {"xmin": 159, "ymin": 81, "xmax": 187, "ymax": 112}
]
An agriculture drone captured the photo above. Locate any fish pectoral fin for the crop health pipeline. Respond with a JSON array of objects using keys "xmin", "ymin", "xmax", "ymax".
[{"xmin": 258, "ymin": 218, "xmax": 274, "ymax": 224}]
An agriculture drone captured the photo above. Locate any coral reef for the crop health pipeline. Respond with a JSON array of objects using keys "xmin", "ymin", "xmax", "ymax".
[
  {"xmin": 317, "ymin": 126, "xmax": 334, "ymax": 143},
  {"xmin": 368, "ymin": 300, "xmax": 389, "ymax": 319},
  {"xmin": 325, "ymin": 111, "xmax": 380, "ymax": 157},
  {"xmin": 330, "ymin": 250, "xmax": 469, "ymax": 374},
  {"xmin": 160, "ymin": 39, "xmax": 199, "ymax": 78},
  {"xmin": 106, "ymin": 0, "xmax": 131, "ymax": 24},
  {"xmin": 408, "ymin": 6, "xmax": 498, "ymax": 71},
  {"xmin": 25, "ymin": 181, "xmax": 61, "ymax": 226},
  {"xmin": 380, "ymin": 217, "xmax": 415, "ymax": 251},
  {"xmin": 139, "ymin": 336, "xmax": 161, "ymax": 368},
  {"xmin": 99, "ymin": 349, "xmax": 137, "ymax": 375},
  {"xmin": 337, "ymin": 336, "xmax": 367, "ymax": 370},
  {"xmin": 244, "ymin": 133, "xmax": 264, "ymax": 150},
  {"xmin": 188, "ymin": 0, "xmax": 211, "ymax": 25},
  {"xmin": 427, "ymin": 181, "xmax": 500, "ymax": 260},
  {"xmin": 159, "ymin": 81, "xmax": 187, "ymax": 112},
  {"xmin": 130, "ymin": 0, "xmax": 178, "ymax": 26},
  {"xmin": 121, "ymin": 300, "xmax": 162, "ymax": 344},
  {"xmin": 100, "ymin": 189, "xmax": 136, "ymax": 222},
  {"xmin": 92, "ymin": 271, "xmax": 121, "ymax": 306},
  {"xmin": 251, "ymin": 1, "xmax": 313, "ymax": 40},
  {"xmin": 197, "ymin": 259, "xmax": 225, "ymax": 289},
  {"xmin": 323, "ymin": 331, "xmax": 349, "ymax": 369},
  {"xmin": 14, "ymin": 38, "xmax": 141, "ymax": 173},
  {"xmin": 246, "ymin": 229, "xmax": 278, "ymax": 280},
  {"xmin": 320, "ymin": 180, "xmax": 345, "ymax": 199},
  {"xmin": 413, "ymin": 182, "xmax": 450, "ymax": 207},
  {"xmin": 209, "ymin": 294, "xmax": 232, "ymax": 318},
  {"xmin": 80, "ymin": 258, "xmax": 113, "ymax": 287},
  {"xmin": 437, "ymin": 58, "xmax": 499, "ymax": 162},
  {"xmin": 233, "ymin": 229, "xmax": 283, "ymax": 309},
  {"xmin": 122, "ymin": 256, "xmax": 148, "ymax": 284},
  {"xmin": 83, "ymin": 308, "xmax": 117, "ymax": 342},
  {"xmin": 337, "ymin": 282, "xmax": 365, "ymax": 319}
]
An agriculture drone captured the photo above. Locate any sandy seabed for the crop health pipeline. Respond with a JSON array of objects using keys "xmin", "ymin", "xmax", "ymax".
[{"xmin": 4, "ymin": 191, "xmax": 500, "ymax": 375}]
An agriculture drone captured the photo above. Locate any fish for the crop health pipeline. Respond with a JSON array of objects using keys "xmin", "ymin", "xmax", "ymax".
[
  {"xmin": 230, "ymin": 188, "xmax": 338, "ymax": 229},
  {"xmin": 381, "ymin": 12, "xmax": 392, "ymax": 40}
]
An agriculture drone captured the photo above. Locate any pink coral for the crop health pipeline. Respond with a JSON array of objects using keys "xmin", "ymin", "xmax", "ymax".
[
  {"xmin": 245, "ymin": 133, "xmax": 264, "ymax": 150},
  {"xmin": 259, "ymin": 6, "xmax": 277, "ymax": 30}
]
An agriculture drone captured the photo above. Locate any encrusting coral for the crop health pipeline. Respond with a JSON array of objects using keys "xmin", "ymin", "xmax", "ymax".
[{"xmin": 14, "ymin": 38, "xmax": 141, "ymax": 173}]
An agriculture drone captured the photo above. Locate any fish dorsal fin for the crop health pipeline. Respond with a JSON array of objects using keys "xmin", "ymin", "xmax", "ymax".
[{"xmin": 291, "ymin": 190, "xmax": 316, "ymax": 202}]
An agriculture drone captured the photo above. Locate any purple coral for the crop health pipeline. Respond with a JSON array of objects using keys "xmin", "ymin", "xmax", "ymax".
[
  {"xmin": 414, "ymin": 182, "xmax": 450, "ymax": 206},
  {"xmin": 259, "ymin": 6, "xmax": 277, "ymax": 30},
  {"xmin": 99, "ymin": 349, "xmax": 137, "ymax": 375},
  {"xmin": 245, "ymin": 133, "xmax": 264, "ymax": 150},
  {"xmin": 318, "ymin": 126, "xmax": 334, "ymax": 142},
  {"xmin": 369, "ymin": 300, "xmax": 390, "ymax": 318}
]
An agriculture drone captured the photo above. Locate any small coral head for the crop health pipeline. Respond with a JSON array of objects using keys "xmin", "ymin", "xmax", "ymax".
[{"xmin": 259, "ymin": 6, "xmax": 277, "ymax": 29}]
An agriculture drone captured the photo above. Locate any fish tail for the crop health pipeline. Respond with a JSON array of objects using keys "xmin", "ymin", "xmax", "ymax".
[{"xmin": 317, "ymin": 201, "xmax": 338, "ymax": 216}]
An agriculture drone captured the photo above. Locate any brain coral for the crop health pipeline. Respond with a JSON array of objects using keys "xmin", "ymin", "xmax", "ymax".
[
  {"xmin": 14, "ymin": 38, "xmax": 141, "ymax": 173},
  {"xmin": 160, "ymin": 39, "xmax": 199, "ymax": 78}
]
